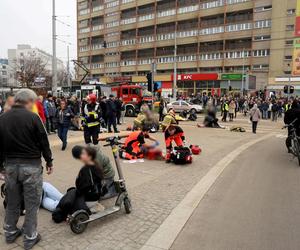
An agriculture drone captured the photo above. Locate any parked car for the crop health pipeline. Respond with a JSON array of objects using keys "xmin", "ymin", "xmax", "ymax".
[{"xmin": 167, "ymin": 100, "xmax": 203, "ymax": 113}]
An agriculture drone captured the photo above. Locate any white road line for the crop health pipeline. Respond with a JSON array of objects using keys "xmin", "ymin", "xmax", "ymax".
[{"xmin": 140, "ymin": 133, "xmax": 274, "ymax": 250}]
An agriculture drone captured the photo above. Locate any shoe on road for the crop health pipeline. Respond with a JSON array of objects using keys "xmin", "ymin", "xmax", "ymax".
[
  {"xmin": 24, "ymin": 233, "xmax": 41, "ymax": 250},
  {"xmin": 6, "ymin": 228, "xmax": 22, "ymax": 244}
]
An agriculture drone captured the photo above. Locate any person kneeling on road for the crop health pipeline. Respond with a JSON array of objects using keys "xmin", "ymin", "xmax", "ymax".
[
  {"xmin": 121, "ymin": 126, "xmax": 159, "ymax": 160},
  {"xmin": 72, "ymin": 145, "xmax": 117, "ymax": 199},
  {"xmin": 162, "ymin": 109, "xmax": 186, "ymax": 163}
]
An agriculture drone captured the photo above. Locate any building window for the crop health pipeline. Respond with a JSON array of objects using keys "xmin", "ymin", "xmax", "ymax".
[
  {"xmin": 253, "ymin": 35, "xmax": 271, "ymax": 41},
  {"xmin": 253, "ymin": 49, "xmax": 270, "ymax": 57},
  {"xmin": 252, "ymin": 64, "xmax": 269, "ymax": 70},
  {"xmin": 286, "ymin": 24, "xmax": 295, "ymax": 31},
  {"xmin": 254, "ymin": 5, "xmax": 272, "ymax": 12},
  {"xmin": 254, "ymin": 19, "xmax": 272, "ymax": 28},
  {"xmin": 284, "ymin": 55, "xmax": 293, "ymax": 60},
  {"xmin": 286, "ymin": 40, "xmax": 293, "ymax": 46},
  {"xmin": 287, "ymin": 9, "xmax": 296, "ymax": 15}
]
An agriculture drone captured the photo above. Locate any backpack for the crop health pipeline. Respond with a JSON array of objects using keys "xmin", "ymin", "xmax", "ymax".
[{"xmin": 171, "ymin": 147, "xmax": 193, "ymax": 165}]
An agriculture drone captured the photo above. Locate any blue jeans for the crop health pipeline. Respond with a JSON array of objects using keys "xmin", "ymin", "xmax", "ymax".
[
  {"xmin": 57, "ymin": 125, "xmax": 69, "ymax": 145},
  {"xmin": 42, "ymin": 182, "xmax": 63, "ymax": 212}
]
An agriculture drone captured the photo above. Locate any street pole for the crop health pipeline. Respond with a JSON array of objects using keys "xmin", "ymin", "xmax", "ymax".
[
  {"xmin": 173, "ymin": 29, "xmax": 177, "ymax": 99},
  {"xmin": 52, "ymin": 0, "xmax": 58, "ymax": 95},
  {"xmin": 241, "ymin": 49, "xmax": 245, "ymax": 95},
  {"xmin": 151, "ymin": 59, "xmax": 156, "ymax": 109},
  {"xmin": 67, "ymin": 45, "xmax": 71, "ymax": 88}
]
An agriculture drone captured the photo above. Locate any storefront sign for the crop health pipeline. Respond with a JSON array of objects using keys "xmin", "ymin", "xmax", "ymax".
[
  {"xmin": 172, "ymin": 73, "xmax": 218, "ymax": 81},
  {"xmin": 295, "ymin": 16, "xmax": 300, "ymax": 37},
  {"xmin": 292, "ymin": 38, "xmax": 300, "ymax": 76},
  {"xmin": 221, "ymin": 74, "xmax": 243, "ymax": 81}
]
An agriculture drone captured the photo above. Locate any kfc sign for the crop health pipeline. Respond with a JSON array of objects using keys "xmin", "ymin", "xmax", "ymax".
[{"xmin": 172, "ymin": 73, "xmax": 218, "ymax": 81}]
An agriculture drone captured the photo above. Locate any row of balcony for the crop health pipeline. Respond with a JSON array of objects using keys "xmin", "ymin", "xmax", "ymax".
[
  {"xmin": 79, "ymin": 0, "xmax": 249, "ymax": 17},
  {"xmin": 84, "ymin": 49, "xmax": 269, "ymax": 69}
]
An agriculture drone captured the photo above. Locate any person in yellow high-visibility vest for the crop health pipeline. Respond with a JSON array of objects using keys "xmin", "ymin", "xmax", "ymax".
[
  {"xmin": 221, "ymin": 100, "xmax": 229, "ymax": 122},
  {"xmin": 82, "ymin": 94, "xmax": 101, "ymax": 145}
]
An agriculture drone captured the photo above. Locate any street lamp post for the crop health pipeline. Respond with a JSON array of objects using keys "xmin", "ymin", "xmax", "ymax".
[
  {"xmin": 173, "ymin": 30, "xmax": 177, "ymax": 99},
  {"xmin": 52, "ymin": 0, "xmax": 58, "ymax": 95}
]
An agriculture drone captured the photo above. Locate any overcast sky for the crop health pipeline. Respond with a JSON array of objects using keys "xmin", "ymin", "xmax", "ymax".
[{"xmin": 0, "ymin": 0, "xmax": 77, "ymax": 64}]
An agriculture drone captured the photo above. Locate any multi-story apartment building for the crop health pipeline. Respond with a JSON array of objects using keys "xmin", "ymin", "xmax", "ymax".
[
  {"xmin": 0, "ymin": 61, "xmax": 9, "ymax": 87},
  {"xmin": 8, "ymin": 44, "xmax": 65, "ymax": 87},
  {"xmin": 77, "ymin": 0, "xmax": 298, "ymax": 95}
]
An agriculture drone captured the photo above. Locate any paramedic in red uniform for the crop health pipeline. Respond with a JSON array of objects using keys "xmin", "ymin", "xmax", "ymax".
[
  {"xmin": 162, "ymin": 109, "xmax": 186, "ymax": 163},
  {"xmin": 122, "ymin": 127, "xmax": 158, "ymax": 160}
]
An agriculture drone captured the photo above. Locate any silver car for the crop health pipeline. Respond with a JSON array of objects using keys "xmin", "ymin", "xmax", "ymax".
[{"xmin": 167, "ymin": 100, "xmax": 203, "ymax": 113}]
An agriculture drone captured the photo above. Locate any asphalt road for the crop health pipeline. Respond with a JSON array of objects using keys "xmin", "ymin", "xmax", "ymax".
[{"xmin": 171, "ymin": 135, "xmax": 300, "ymax": 250}]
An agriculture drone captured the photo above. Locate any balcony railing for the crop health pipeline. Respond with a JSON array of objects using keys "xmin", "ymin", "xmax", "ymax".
[
  {"xmin": 79, "ymin": 8, "xmax": 90, "ymax": 16},
  {"xmin": 200, "ymin": 0, "xmax": 225, "ymax": 9},
  {"xmin": 121, "ymin": 0, "xmax": 134, "ymax": 4},
  {"xmin": 138, "ymin": 58, "xmax": 152, "ymax": 65},
  {"xmin": 139, "ymin": 36, "xmax": 155, "ymax": 43},
  {"xmin": 200, "ymin": 53, "xmax": 223, "ymax": 60},
  {"xmin": 120, "ymin": 60, "xmax": 136, "ymax": 66},
  {"xmin": 138, "ymin": 14, "xmax": 155, "ymax": 22},
  {"xmin": 225, "ymin": 50, "xmax": 251, "ymax": 59},
  {"xmin": 157, "ymin": 33, "xmax": 175, "ymax": 41},
  {"xmin": 79, "ymin": 46, "xmax": 90, "ymax": 52},
  {"xmin": 157, "ymin": 9, "xmax": 176, "ymax": 18},
  {"xmin": 225, "ymin": 22, "xmax": 252, "ymax": 32},
  {"xmin": 92, "ymin": 5, "xmax": 104, "ymax": 12},
  {"xmin": 157, "ymin": 56, "xmax": 175, "ymax": 64},
  {"xmin": 199, "ymin": 26, "xmax": 224, "ymax": 35},
  {"xmin": 177, "ymin": 30, "xmax": 198, "ymax": 38},
  {"xmin": 92, "ymin": 25, "xmax": 104, "ymax": 31},
  {"xmin": 92, "ymin": 44, "xmax": 104, "ymax": 50},
  {"xmin": 79, "ymin": 27, "xmax": 90, "ymax": 33},
  {"xmin": 121, "ymin": 39, "xmax": 136, "ymax": 46},
  {"xmin": 178, "ymin": 55, "xmax": 197, "ymax": 62},
  {"xmin": 121, "ymin": 17, "xmax": 136, "ymax": 25},
  {"xmin": 91, "ymin": 63, "xmax": 104, "ymax": 69},
  {"xmin": 178, "ymin": 5, "xmax": 199, "ymax": 14}
]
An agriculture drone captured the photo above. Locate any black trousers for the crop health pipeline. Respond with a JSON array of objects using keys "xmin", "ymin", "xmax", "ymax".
[
  {"xmin": 107, "ymin": 115, "xmax": 117, "ymax": 132},
  {"xmin": 252, "ymin": 121, "xmax": 258, "ymax": 133},
  {"xmin": 46, "ymin": 117, "xmax": 56, "ymax": 132},
  {"xmin": 84, "ymin": 125, "xmax": 99, "ymax": 145}
]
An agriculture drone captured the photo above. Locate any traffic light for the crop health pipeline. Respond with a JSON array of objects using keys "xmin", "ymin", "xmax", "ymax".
[
  {"xmin": 147, "ymin": 72, "xmax": 152, "ymax": 92},
  {"xmin": 229, "ymin": 86, "xmax": 232, "ymax": 91},
  {"xmin": 284, "ymin": 85, "xmax": 289, "ymax": 94},
  {"xmin": 284, "ymin": 85, "xmax": 294, "ymax": 94},
  {"xmin": 290, "ymin": 85, "xmax": 295, "ymax": 94}
]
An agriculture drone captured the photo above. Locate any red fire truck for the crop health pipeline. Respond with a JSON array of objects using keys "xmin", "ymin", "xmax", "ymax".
[{"xmin": 111, "ymin": 83, "xmax": 152, "ymax": 116}]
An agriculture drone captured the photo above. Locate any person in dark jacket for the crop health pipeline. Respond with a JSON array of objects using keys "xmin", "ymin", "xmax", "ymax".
[
  {"xmin": 0, "ymin": 89, "xmax": 53, "ymax": 250},
  {"xmin": 44, "ymin": 94, "xmax": 57, "ymax": 133},
  {"xmin": 115, "ymin": 97, "xmax": 123, "ymax": 125},
  {"xmin": 56, "ymin": 99, "xmax": 74, "ymax": 150},
  {"xmin": 106, "ymin": 94, "xmax": 119, "ymax": 133},
  {"xmin": 284, "ymin": 100, "xmax": 300, "ymax": 151}
]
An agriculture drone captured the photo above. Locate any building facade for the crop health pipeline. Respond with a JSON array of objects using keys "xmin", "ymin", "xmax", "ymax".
[
  {"xmin": 77, "ymin": 0, "xmax": 297, "ymax": 95},
  {"xmin": 0, "ymin": 61, "xmax": 9, "ymax": 87},
  {"xmin": 7, "ymin": 44, "xmax": 65, "ymax": 87}
]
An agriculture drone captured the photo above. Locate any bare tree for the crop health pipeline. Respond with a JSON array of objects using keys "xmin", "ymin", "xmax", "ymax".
[{"xmin": 11, "ymin": 56, "xmax": 51, "ymax": 88}]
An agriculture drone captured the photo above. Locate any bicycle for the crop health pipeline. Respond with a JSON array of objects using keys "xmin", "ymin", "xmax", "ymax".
[{"xmin": 283, "ymin": 118, "xmax": 300, "ymax": 166}]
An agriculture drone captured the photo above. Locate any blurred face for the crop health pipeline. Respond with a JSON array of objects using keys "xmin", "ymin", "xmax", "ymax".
[
  {"xmin": 80, "ymin": 149, "xmax": 92, "ymax": 164},
  {"xmin": 6, "ymin": 96, "xmax": 15, "ymax": 107},
  {"xmin": 60, "ymin": 101, "xmax": 66, "ymax": 109}
]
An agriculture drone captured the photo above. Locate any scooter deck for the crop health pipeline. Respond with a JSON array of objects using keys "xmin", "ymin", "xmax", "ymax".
[{"xmin": 87, "ymin": 206, "xmax": 121, "ymax": 222}]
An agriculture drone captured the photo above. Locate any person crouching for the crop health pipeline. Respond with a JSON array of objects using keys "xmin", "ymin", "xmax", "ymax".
[{"xmin": 121, "ymin": 126, "xmax": 158, "ymax": 160}]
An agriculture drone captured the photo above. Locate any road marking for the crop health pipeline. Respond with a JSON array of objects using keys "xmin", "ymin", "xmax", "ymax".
[{"xmin": 140, "ymin": 133, "xmax": 274, "ymax": 250}]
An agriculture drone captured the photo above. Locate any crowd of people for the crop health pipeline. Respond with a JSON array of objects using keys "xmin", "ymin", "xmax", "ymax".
[{"xmin": 0, "ymin": 88, "xmax": 299, "ymax": 249}]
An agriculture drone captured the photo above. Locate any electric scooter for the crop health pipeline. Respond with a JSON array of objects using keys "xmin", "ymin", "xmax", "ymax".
[{"xmin": 68, "ymin": 136, "xmax": 132, "ymax": 234}]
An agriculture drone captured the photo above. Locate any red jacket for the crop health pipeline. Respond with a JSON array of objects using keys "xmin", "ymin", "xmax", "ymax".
[{"xmin": 36, "ymin": 101, "xmax": 46, "ymax": 123}]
